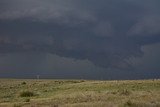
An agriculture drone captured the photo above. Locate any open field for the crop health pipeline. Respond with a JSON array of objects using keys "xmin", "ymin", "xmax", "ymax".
[{"xmin": 0, "ymin": 79, "xmax": 160, "ymax": 107}]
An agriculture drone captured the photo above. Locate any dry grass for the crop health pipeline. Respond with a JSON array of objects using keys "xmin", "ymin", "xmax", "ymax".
[{"xmin": 0, "ymin": 79, "xmax": 160, "ymax": 107}]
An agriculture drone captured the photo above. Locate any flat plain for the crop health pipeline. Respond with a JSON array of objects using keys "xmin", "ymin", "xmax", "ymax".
[{"xmin": 0, "ymin": 79, "xmax": 160, "ymax": 107}]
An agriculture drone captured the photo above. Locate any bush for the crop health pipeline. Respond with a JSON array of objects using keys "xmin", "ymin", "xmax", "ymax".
[
  {"xmin": 119, "ymin": 89, "xmax": 131, "ymax": 96},
  {"xmin": 19, "ymin": 91, "xmax": 34, "ymax": 97},
  {"xmin": 24, "ymin": 98, "xmax": 30, "ymax": 102},
  {"xmin": 21, "ymin": 82, "xmax": 26, "ymax": 85},
  {"xmin": 13, "ymin": 104, "xmax": 22, "ymax": 107},
  {"xmin": 125, "ymin": 100, "xmax": 133, "ymax": 106}
]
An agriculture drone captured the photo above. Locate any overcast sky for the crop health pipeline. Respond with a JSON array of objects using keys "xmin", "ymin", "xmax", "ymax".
[{"xmin": 0, "ymin": 0, "xmax": 160, "ymax": 79}]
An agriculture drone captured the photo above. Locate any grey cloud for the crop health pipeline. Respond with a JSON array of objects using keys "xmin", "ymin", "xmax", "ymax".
[
  {"xmin": 128, "ymin": 15, "xmax": 160, "ymax": 36},
  {"xmin": 93, "ymin": 21, "xmax": 115, "ymax": 37},
  {"xmin": 0, "ymin": 0, "xmax": 160, "ymax": 72},
  {"xmin": 131, "ymin": 43, "xmax": 160, "ymax": 75},
  {"xmin": 0, "ymin": 0, "xmax": 95, "ymax": 25}
]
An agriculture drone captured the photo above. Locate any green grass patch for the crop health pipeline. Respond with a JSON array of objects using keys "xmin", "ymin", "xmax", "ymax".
[{"xmin": 19, "ymin": 91, "xmax": 35, "ymax": 97}]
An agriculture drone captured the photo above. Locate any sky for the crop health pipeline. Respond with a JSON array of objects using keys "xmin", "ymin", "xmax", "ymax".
[{"xmin": 0, "ymin": 0, "xmax": 160, "ymax": 79}]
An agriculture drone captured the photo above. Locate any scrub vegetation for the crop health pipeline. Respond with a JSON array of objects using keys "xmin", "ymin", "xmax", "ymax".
[{"xmin": 0, "ymin": 79, "xmax": 160, "ymax": 107}]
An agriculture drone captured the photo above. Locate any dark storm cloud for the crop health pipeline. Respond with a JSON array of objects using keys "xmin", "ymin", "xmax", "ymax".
[{"xmin": 0, "ymin": 0, "xmax": 160, "ymax": 71}]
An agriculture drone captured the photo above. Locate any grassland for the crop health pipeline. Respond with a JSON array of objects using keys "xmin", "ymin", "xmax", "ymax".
[{"xmin": 0, "ymin": 79, "xmax": 160, "ymax": 107}]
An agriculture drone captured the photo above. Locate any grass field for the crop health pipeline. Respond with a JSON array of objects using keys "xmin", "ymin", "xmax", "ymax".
[{"xmin": 0, "ymin": 79, "xmax": 160, "ymax": 107}]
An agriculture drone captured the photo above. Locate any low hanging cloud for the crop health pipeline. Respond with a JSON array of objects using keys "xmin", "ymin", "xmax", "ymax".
[
  {"xmin": 0, "ymin": 0, "xmax": 160, "ymax": 71},
  {"xmin": 93, "ymin": 21, "xmax": 115, "ymax": 37},
  {"xmin": 128, "ymin": 15, "xmax": 160, "ymax": 36}
]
